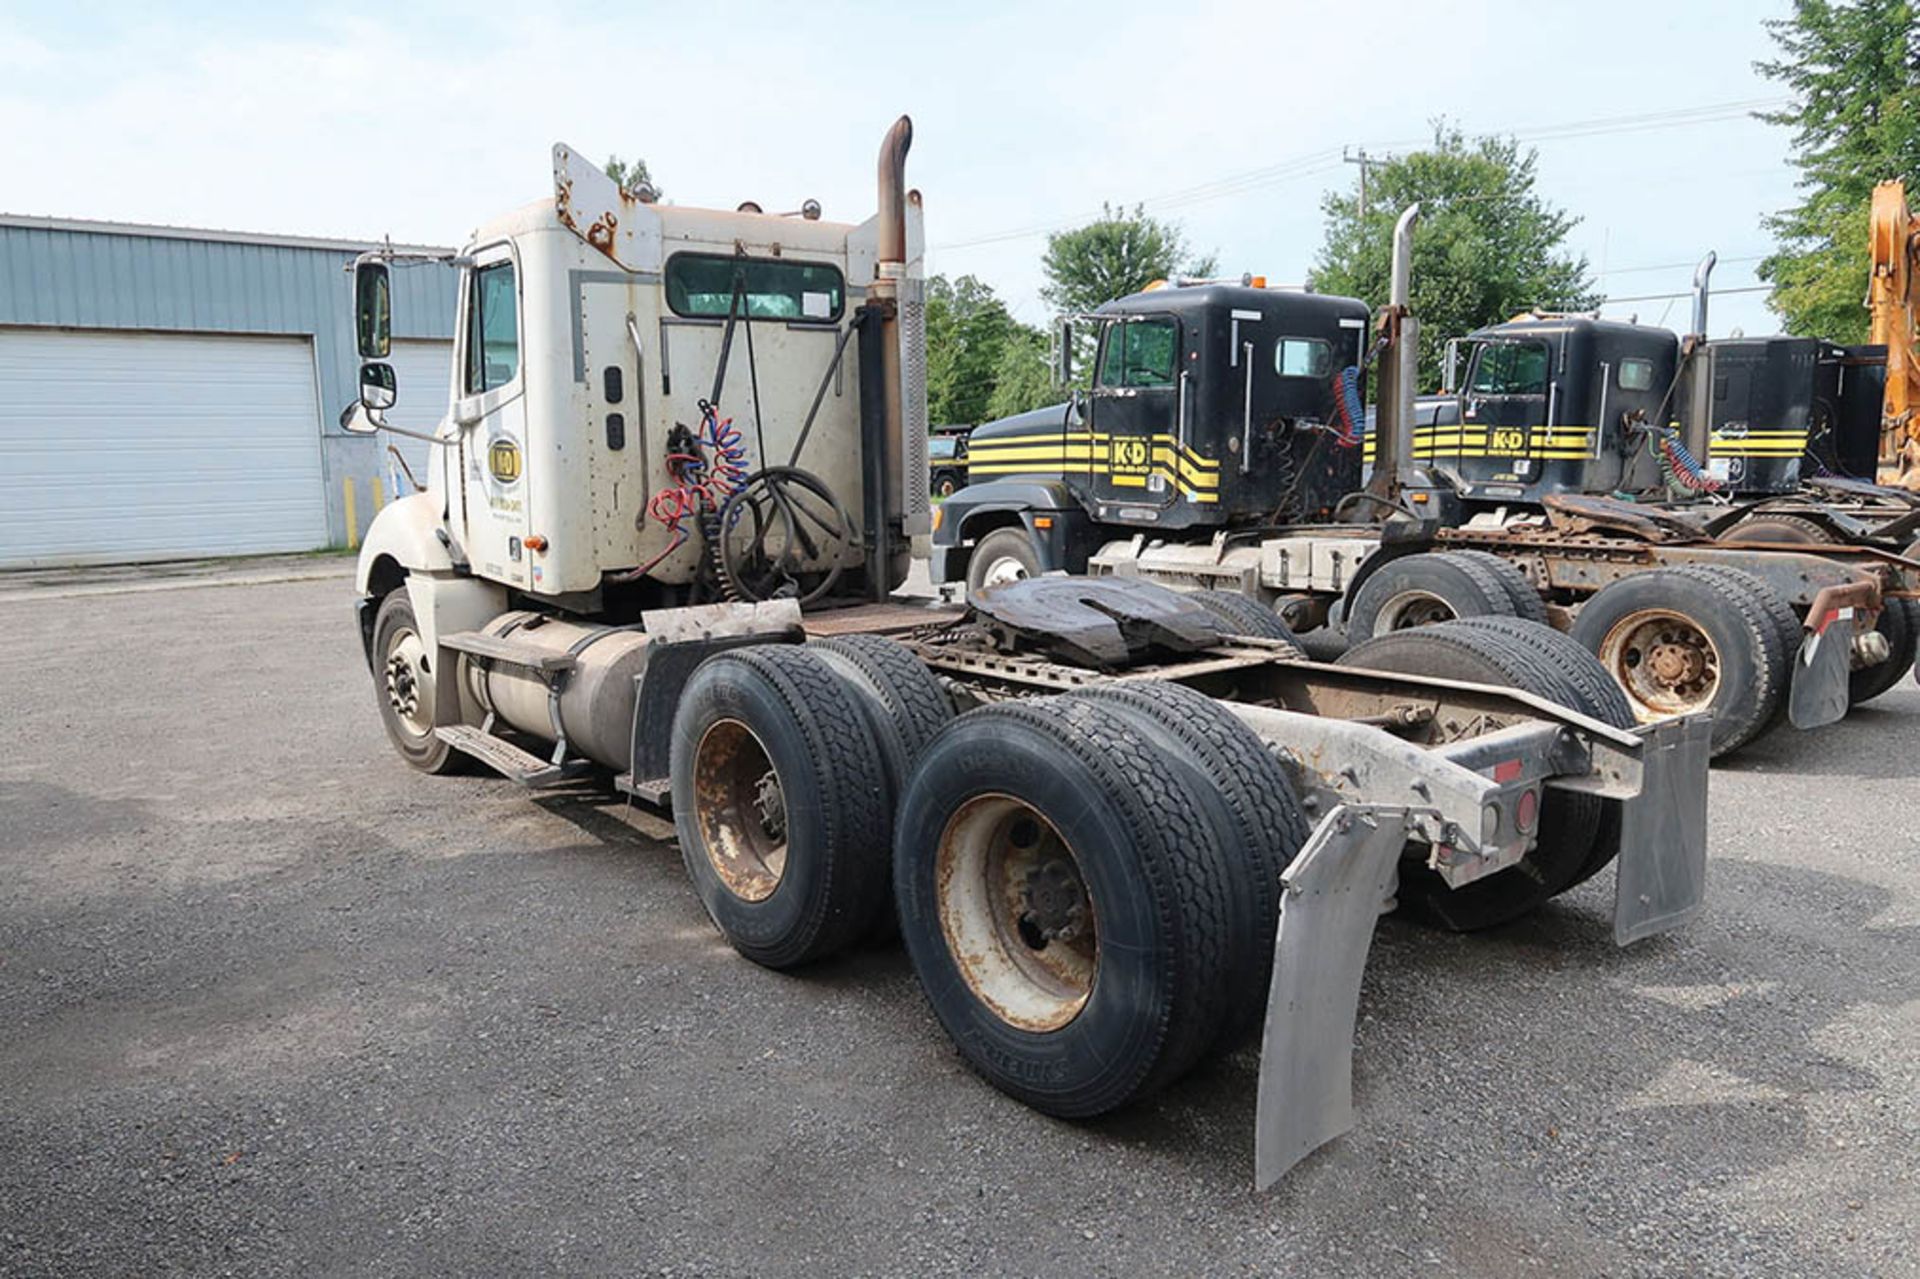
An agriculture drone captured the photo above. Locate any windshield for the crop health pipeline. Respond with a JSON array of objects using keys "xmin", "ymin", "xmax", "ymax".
[{"xmin": 1466, "ymin": 341, "xmax": 1549, "ymax": 396}]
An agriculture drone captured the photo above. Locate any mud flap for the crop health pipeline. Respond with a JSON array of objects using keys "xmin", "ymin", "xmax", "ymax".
[
  {"xmin": 1789, "ymin": 611, "xmax": 1853, "ymax": 729},
  {"xmin": 1255, "ymin": 805, "xmax": 1410, "ymax": 1191},
  {"xmin": 1611, "ymin": 714, "xmax": 1712, "ymax": 945}
]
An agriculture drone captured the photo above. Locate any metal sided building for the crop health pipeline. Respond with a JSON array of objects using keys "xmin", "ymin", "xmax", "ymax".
[{"xmin": 0, "ymin": 215, "xmax": 460, "ymax": 569}]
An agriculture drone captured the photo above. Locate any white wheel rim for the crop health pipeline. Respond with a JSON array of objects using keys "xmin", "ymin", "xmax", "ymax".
[
  {"xmin": 980, "ymin": 555, "xmax": 1030, "ymax": 588},
  {"xmin": 936, "ymin": 794, "xmax": 1096, "ymax": 1033},
  {"xmin": 1377, "ymin": 588, "xmax": 1456, "ymax": 632},
  {"xmin": 384, "ymin": 627, "xmax": 434, "ymax": 737}
]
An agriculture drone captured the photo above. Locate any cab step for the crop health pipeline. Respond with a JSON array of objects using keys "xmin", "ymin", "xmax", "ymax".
[
  {"xmin": 614, "ymin": 772, "xmax": 672, "ymax": 808},
  {"xmin": 439, "ymin": 630, "xmax": 577, "ymax": 673},
  {"xmin": 435, "ymin": 725, "xmax": 593, "ymax": 787}
]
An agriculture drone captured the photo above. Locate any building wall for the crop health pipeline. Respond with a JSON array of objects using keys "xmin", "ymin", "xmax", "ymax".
[{"xmin": 0, "ymin": 218, "xmax": 459, "ymax": 549}]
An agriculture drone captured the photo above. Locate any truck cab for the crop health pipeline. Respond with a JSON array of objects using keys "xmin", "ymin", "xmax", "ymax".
[
  {"xmin": 350, "ymin": 127, "xmax": 927, "ymax": 625},
  {"xmin": 1437, "ymin": 316, "xmax": 1678, "ymax": 507},
  {"xmin": 934, "ymin": 283, "xmax": 1372, "ymax": 591}
]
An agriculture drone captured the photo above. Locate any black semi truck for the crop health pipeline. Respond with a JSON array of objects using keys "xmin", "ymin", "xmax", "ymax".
[{"xmin": 932, "ymin": 212, "xmax": 1920, "ymax": 759}]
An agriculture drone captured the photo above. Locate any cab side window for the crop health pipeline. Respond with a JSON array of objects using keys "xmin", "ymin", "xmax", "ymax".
[
  {"xmin": 1096, "ymin": 319, "xmax": 1178, "ymax": 389},
  {"xmin": 465, "ymin": 261, "xmax": 519, "ymax": 394}
]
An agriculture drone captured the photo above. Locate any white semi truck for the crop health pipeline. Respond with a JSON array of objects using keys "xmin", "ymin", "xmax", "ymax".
[{"xmin": 345, "ymin": 119, "xmax": 1713, "ymax": 1187}]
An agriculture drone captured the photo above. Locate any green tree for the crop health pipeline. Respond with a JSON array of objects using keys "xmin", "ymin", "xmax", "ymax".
[
  {"xmin": 924, "ymin": 274, "xmax": 1037, "ymax": 425},
  {"xmin": 604, "ymin": 155, "xmax": 661, "ymax": 199},
  {"xmin": 984, "ymin": 327, "xmax": 1060, "ymax": 420},
  {"xmin": 1756, "ymin": 0, "xmax": 1919, "ymax": 341},
  {"xmin": 1308, "ymin": 126, "xmax": 1599, "ymax": 390},
  {"xmin": 1040, "ymin": 204, "xmax": 1217, "ymax": 315}
]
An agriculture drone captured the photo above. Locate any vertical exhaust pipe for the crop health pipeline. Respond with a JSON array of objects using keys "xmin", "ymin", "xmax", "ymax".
[
  {"xmin": 1366, "ymin": 203, "xmax": 1421, "ymax": 503},
  {"xmin": 1680, "ymin": 251, "xmax": 1718, "ymax": 461},
  {"xmin": 861, "ymin": 116, "xmax": 914, "ymax": 598},
  {"xmin": 1690, "ymin": 251, "xmax": 1716, "ymax": 339}
]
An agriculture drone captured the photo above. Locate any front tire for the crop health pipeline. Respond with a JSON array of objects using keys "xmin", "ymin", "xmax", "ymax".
[
  {"xmin": 965, "ymin": 526, "xmax": 1044, "ymax": 597},
  {"xmin": 371, "ymin": 590, "xmax": 461, "ymax": 774}
]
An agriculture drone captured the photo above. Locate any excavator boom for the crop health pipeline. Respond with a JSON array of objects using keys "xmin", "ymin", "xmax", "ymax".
[{"xmin": 1871, "ymin": 181, "xmax": 1920, "ymax": 489}]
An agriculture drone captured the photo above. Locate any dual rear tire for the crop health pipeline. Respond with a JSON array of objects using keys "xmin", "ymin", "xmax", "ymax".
[{"xmin": 670, "ymin": 637, "xmax": 1314, "ymax": 1117}]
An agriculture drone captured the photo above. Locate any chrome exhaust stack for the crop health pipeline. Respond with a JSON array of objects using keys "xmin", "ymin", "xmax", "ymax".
[{"xmin": 1365, "ymin": 203, "xmax": 1421, "ymax": 504}]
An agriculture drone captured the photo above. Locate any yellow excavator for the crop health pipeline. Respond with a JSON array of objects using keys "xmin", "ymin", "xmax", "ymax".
[{"xmin": 1873, "ymin": 180, "xmax": 1920, "ymax": 489}]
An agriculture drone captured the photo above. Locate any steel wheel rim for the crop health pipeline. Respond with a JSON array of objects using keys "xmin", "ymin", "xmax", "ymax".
[
  {"xmin": 384, "ymin": 627, "xmax": 434, "ymax": 738},
  {"xmin": 979, "ymin": 555, "xmax": 1030, "ymax": 588},
  {"xmin": 1377, "ymin": 588, "xmax": 1457, "ymax": 632},
  {"xmin": 1600, "ymin": 607, "xmax": 1723, "ymax": 719},
  {"xmin": 692, "ymin": 718, "xmax": 788, "ymax": 903},
  {"xmin": 935, "ymin": 794, "xmax": 1096, "ymax": 1032}
]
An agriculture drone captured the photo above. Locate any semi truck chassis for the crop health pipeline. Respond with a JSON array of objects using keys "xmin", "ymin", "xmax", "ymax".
[{"xmin": 402, "ymin": 575, "xmax": 1711, "ymax": 1188}]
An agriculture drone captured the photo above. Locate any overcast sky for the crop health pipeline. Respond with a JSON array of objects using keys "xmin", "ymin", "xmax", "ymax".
[{"xmin": 1, "ymin": 1, "xmax": 1809, "ymax": 338}]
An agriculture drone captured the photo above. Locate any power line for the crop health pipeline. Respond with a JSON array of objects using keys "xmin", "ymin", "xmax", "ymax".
[
  {"xmin": 1600, "ymin": 284, "xmax": 1772, "ymax": 303},
  {"xmin": 1599, "ymin": 253, "xmax": 1767, "ymax": 277},
  {"xmin": 928, "ymin": 97, "xmax": 1788, "ymax": 254}
]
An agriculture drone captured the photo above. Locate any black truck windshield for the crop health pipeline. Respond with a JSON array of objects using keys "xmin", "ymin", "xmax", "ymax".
[{"xmin": 1467, "ymin": 341, "xmax": 1549, "ymax": 396}]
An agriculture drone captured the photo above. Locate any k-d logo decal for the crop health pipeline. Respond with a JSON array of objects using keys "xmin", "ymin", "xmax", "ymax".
[
  {"xmin": 488, "ymin": 437, "xmax": 523, "ymax": 484},
  {"xmin": 1491, "ymin": 428, "xmax": 1527, "ymax": 453},
  {"xmin": 1109, "ymin": 437, "xmax": 1150, "ymax": 471}
]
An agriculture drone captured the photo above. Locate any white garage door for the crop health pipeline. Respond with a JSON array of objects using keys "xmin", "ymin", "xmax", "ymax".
[
  {"xmin": 0, "ymin": 327, "xmax": 328, "ymax": 568},
  {"xmin": 380, "ymin": 338, "xmax": 455, "ymax": 500}
]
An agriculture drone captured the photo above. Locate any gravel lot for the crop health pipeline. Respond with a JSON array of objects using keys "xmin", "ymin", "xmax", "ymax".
[{"xmin": 2, "ymin": 567, "xmax": 1917, "ymax": 1277}]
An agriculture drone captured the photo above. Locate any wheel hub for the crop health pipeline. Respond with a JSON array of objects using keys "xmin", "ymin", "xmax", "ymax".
[
  {"xmin": 980, "ymin": 555, "xmax": 1029, "ymax": 588},
  {"xmin": 1020, "ymin": 856, "xmax": 1089, "ymax": 945},
  {"xmin": 1379, "ymin": 589, "xmax": 1456, "ymax": 632},
  {"xmin": 753, "ymin": 770, "xmax": 787, "ymax": 843},
  {"xmin": 1604, "ymin": 609, "xmax": 1722, "ymax": 716},
  {"xmin": 935, "ymin": 794, "xmax": 1098, "ymax": 1032},
  {"xmin": 1647, "ymin": 639, "xmax": 1706, "ymax": 685},
  {"xmin": 383, "ymin": 630, "xmax": 433, "ymax": 736}
]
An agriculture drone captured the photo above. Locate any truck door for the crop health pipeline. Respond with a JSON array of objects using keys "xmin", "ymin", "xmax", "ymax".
[
  {"xmin": 1087, "ymin": 315, "xmax": 1182, "ymax": 508},
  {"xmin": 1460, "ymin": 338, "xmax": 1551, "ymax": 463},
  {"xmin": 452, "ymin": 245, "xmax": 533, "ymax": 588}
]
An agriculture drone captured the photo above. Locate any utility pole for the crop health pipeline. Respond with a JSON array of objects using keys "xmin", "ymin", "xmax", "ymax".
[{"xmin": 1342, "ymin": 147, "xmax": 1372, "ymax": 220}]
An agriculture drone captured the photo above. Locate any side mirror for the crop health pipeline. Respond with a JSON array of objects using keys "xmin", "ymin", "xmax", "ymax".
[
  {"xmin": 1441, "ymin": 338, "xmax": 1460, "ymax": 394},
  {"xmin": 357, "ymin": 361, "xmax": 396, "ymax": 417},
  {"xmin": 1053, "ymin": 319, "xmax": 1073, "ymax": 387},
  {"xmin": 355, "ymin": 261, "xmax": 392, "ymax": 359}
]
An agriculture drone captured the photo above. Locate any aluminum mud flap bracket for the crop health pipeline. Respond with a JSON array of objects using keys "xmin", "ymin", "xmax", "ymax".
[
  {"xmin": 1256, "ymin": 805, "xmax": 1410, "ymax": 1190},
  {"xmin": 1253, "ymin": 714, "xmax": 1712, "ymax": 1188}
]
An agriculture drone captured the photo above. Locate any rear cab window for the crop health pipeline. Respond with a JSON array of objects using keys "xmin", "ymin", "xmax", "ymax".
[
  {"xmin": 1274, "ymin": 337, "xmax": 1331, "ymax": 379},
  {"xmin": 666, "ymin": 253, "xmax": 845, "ymax": 321}
]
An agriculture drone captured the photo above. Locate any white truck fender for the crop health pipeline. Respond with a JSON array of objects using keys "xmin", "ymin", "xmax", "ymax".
[{"xmin": 354, "ymin": 493, "xmax": 456, "ymax": 594}]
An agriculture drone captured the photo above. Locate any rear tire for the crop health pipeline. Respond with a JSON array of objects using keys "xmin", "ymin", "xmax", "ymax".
[
  {"xmin": 1569, "ymin": 564, "xmax": 1791, "ymax": 759},
  {"xmin": 671, "ymin": 646, "xmax": 893, "ymax": 968},
  {"xmin": 1719, "ymin": 513, "xmax": 1838, "ymax": 545},
  {"xmin": 966, "ymin": 526, "xmax": 1043, "ymax": 597},
  {"xmin": 1441, "ymin": 615, "xmax": 1633, "ymax": 892},
  {"xmin": 812, "ymin": 635, "xmax": 954, "ymax": 758},
  {"xmin": 1851, "ymin": 599, "xmax": 1920, "ymax": 705},
  {"xmin": 894, "ymin": 698, "xmax": 1235, "ymax": 1116},
  {"xmin": 1337, "ymin": 621, "xmax": 1610, "ymax": 930},
  {"xmin": 1067, "ymin": 680, "xmax": 1310, "ymax": 1046},
  {"xmin": 1187, "ymin": 588, "xmax": 1303, "ymax": 647},
  {"xmin": 1436, "ymin": 549, "xmax": 1551, "ymax": 626},
  {"xmin": 371, "ymin": 590, "xmax": 462, "ymax": 775},
  {"xmin": 1345, "ymin": 551, "xmax": 1519, "ymax": 646}
]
